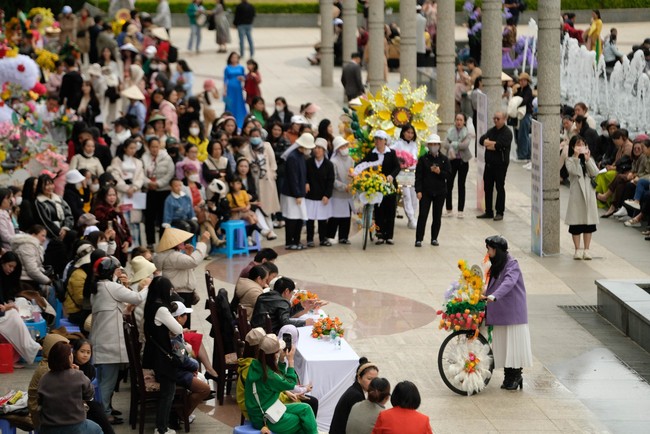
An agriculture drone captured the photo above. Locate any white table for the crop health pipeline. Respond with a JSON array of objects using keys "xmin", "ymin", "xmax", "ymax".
[{"xmin": 294, "ymin": 326, "xmax": 359, "ymax": 432}]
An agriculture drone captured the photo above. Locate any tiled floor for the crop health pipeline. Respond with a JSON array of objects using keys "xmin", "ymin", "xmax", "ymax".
[{"xmin": 3, "ymin": 23, "xmax": 650, "ymax": 433}]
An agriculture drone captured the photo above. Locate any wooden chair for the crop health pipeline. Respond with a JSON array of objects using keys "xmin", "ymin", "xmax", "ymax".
[
  {"xmin": 207, "ymin": 294, "xmax": 239, "ymax": 405},
  {"xmin": 122, "ymin": 314, "xmax": 192, "ymax": 433},
  {"xmin": 237, "ymin": 305, "xmax": 251, "ymax": 339},
  {"xmin": 205, "ymin": 270, "xmax": 216, "ymax": 299},
  {"xmin": 264, "ymin": 314, "xmax": 273, "ymax": 334}
]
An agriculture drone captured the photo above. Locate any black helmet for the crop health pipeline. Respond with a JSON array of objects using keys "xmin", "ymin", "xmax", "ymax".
[
  {"xmin": 485, "ymin": 235, "xmax": 508, "ymax": 252},
  {"xmin": 93, "ymin": 256, "xmax": 121, "ymax": 281}
]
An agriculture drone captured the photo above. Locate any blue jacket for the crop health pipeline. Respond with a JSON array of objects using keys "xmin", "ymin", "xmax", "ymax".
[{"xmin": 163, "ymin": 193, "xmax": 195, "ymax": 225}]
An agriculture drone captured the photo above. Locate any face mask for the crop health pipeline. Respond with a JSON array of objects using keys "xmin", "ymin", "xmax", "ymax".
[
  {"xmin": 429, "ymin": 145, "xmax": 440, "ymax": 154},
  {"xmin": 303, "ymin": 149, "xmax": 312, "ymax": 157},
  {"xmin": 189, "ymin": 127, "xmax": 200, "ymax": 137},
  {"xmin": 188, "ymin": 174, "xmax": 200, "ymax": 183},
  {"xmin": 339, "ymin": 148, "xmax": 349, "ymax": 156},
  {"xmin": 90, "ymin": 184, "xmax": 100, "ymax": 193},
  {"xmin": 250, "ymin": 137, "xmax": 262, "ymax": 147},
  {"xmin": 97, "ymin": 241, "xmax": 109, "ymax": 252},
  {"xmin": 275, "ymin": 105, "xmax": 284, "ymax": 112},
  {"xmin": 14, "ymin": 196, "xmax": 22, "ymax": 206},
  {"xmin": 116, "ymin": 129, "xmax": 131, "ymax": 143}
]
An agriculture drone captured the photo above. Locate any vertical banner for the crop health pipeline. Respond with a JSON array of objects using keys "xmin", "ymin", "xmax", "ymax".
[
  {"xmin": 530, "ymin": 119, "xmax": 543, "ymax": 256},
  {"xmin": 475, "ymin": 92, "xmax": 488, "ymax": 210}
]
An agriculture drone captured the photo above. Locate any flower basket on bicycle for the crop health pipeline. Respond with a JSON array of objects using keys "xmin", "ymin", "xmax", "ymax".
[{"xmin": 435, "ymin": 259, "xmax": 494, "ymax": 395}]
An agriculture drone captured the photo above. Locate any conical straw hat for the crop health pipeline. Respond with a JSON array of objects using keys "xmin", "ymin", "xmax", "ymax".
[
  {"xmin": 157, "ymin": 227, "xmax": 194, "ymax": 252},
  {"xmin": 121, "ymin": 85, "xmax": 145, "ymax": 101}
]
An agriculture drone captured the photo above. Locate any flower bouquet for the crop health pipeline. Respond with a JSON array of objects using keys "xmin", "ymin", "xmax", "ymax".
[
  {"xmin": 349, "ymin": 163, "xmax": 395, "ymax": 205},
  {"xmin": 436, "ymin": 259, "xmax": 487, "ymax": 334},
  {"xmin": 291, "ymin": 289, "xmax": 319, "ymax": 308},
  {"xmin": 394, "ymin": 149, "xmax": 418, "ymax": 169},
  {"xmin": 311, "ymin": 316, "xmax": 344, "ymax": 339}
]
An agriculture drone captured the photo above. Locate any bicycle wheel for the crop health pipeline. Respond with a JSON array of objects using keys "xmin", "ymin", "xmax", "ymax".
[
  {"xmin": 437, "ymin": 330, "xmax": 494, "ymax": 396},
  {"xmin": 362, "ymin": 204, "xmax": 372, "ymax": 250}
]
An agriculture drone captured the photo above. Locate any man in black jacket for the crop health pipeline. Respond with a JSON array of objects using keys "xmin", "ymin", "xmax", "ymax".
[
  {"xmin": 341, "ymin": 52, "xmax": 364, "ymax": 102},
  {"xmin": 414, "ymin": 134, "xmax": 451, "ymax": 247},
  {"xmin": 59, "ymin": 57, "xmax": 83, "ymax": 110},
  {"xmin": 478, "ymin": 112, "xmax": 513, "ymax": 221},
  {"xmin": 250, "ymin": 277, "xmax": 315, "ymax": 334},
  {"xmin": 234, "ymin": 0, "xmax": 256, "ymax": 58}
]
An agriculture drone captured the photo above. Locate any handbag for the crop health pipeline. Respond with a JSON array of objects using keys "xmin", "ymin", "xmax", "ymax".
[{"xmin": 252, "ymin": 382, "xmax": 286, "ymax": 424}]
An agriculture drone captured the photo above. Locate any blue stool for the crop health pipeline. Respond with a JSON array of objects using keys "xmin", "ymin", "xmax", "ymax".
[
  {"xmin": 91, "ymin": 377, "xmax": 103, "ymax": 404},
  {"xmin": 59, "ymin": 318, "xmax": 80, "ymax": 333},
  {"xmin": 25, "ymin": 319, "xmax": 47, "ymax": 341},
  {"xmin": 233, "ymin": 420, "xmax": 273, "ymax": 434},
  {"xmin": 54, "ymin": 299, "xmax": 63, "ymax": 329},
  {"xmin": 214, "ymin": 220, "xmax": 250, "ymax": 259},
  {"xmin": 0, "ymin": 419, "xmax": 15, "ymax": 434}
]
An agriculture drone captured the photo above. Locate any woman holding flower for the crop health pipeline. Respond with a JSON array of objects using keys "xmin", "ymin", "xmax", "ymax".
[{"xmin": 482, "ymin": 235, "xmax": 532, "ymax": 391}]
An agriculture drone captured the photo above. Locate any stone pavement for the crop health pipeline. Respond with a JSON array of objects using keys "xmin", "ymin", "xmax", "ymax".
[{"xmin": 4, "ymin": 24, "xmax": 650, "ymax": 434}]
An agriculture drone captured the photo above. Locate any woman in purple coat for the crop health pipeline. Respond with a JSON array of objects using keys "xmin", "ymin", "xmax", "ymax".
[{"xmin": 483, "ymin": 235, "xmax": 533, "ymax": 390}]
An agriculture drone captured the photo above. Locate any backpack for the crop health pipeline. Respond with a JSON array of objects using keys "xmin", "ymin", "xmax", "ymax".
[{"xmin": 168, "ymin": 45, "xmax": 178, "ymax": 63}]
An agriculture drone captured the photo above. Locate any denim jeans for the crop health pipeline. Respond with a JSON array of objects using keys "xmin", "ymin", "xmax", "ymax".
[
  {"xmin": 188, "ymin": 24, "xmax": 201, "ymax": 51},
  {"xmin": 634, "ymin": 178, "xmax": 650, "ymax": 201},
  {"xmin": 40, "ymin": 420, "xmax": 103, "ymax": 434},
  {"xmin": 96, "ymin": 363, "xmax": 121, "ymax": 415},
  {"xmin": 237, "ymin": 24, "xmax": 254, "ymax": 57},
  {"xmin": 517, "ymin": 113, "xmax": 532, "ymax": 160}
]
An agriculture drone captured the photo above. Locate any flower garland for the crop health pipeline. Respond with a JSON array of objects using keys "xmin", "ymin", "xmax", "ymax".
[
  {"xmin": 311, "ymin": 316, "xmax": 344, "ymax": 339},
  {"xmin": 291, "ymin": 289, "xmax": 319, "ymax": 307},
  {"xmin": 436, "ymin": 259, "xmax": 487, "ymax": 334},
  {"xmin": 443, "ymin": 335, "xmax": 492, "ymax": 395}
]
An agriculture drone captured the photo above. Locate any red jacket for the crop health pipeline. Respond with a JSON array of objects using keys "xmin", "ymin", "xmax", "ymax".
[{"xmin": 372, "ymin": 407, "xmax": 432, "ymax": 434}]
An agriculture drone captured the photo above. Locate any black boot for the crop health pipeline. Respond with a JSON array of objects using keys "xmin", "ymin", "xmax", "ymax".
[
  {"xmin": 501, "ymin": 368, "xmax": 513, "ymax": 389},
  {"xmin": 503, "ymin": 368, "xmax": 523, "ymax": 390}
]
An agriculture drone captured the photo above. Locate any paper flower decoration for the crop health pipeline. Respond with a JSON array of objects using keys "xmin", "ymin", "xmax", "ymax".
[
  {"xmin": 364, "ymin": 79, "xmax": 439, "ymax": 141},
  {"xmin": 0, "ymin": 54, "xmax": 40, "ymax": 90}
]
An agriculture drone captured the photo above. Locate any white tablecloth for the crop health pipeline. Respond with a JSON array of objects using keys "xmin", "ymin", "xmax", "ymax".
[{"xmin": 294, "ymin": 326, "xmax": 359, "ymax": 432}]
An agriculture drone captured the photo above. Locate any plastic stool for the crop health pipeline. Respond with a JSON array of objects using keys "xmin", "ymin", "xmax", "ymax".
[
  {"xmin": 25, "ymin": 319, "xmax": 47, "ymax": 341},
  {"xmin": 233, "ymin": 420, "xmax": 273, "ymax": 434},
  {"xmin": 54, "ymin": 299, "xmax": 62, "ymax": 329},
  {"xmin": 59, "ymin": 318, "xmax": 81, "ymax": 333},
  {"xmin": 0, "ymin": 344, "xmax": 14, "ymax": 374},
  {"xmin": 246, "ymin": 230, "xmax": 262, "ymax": 253},
  {"xmin": 214, "ymin": 220, "xmax": 250, "ymax": 259},
  {"xmin": 0, "ymin": 419, "xmax": 16, "ymax": 434}
]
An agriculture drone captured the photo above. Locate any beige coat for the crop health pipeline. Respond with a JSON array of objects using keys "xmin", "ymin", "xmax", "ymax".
[
  {"xmin": 76, "ymin": 16, "xmax": 94, "ymax": 53},
  {"xmin": 235, "ymin": 278, "xmax": 265, "ymax": 320},
  {"xmin": 252, "ymin": 142, "xmax": 281, "ymax": 214},
  {"xmin": 565, "ymin": 156, "xmax": 600, "ymax": 226},
  {"xmin": 154, "ymin": 242, "xmax": 207, "ymax": 293},
  {"xmin": 90, "ymin": 280, "xmax": 144, "ymax": 364},
  {"xmin": 69, "ymin": 154, "xmax": 104, "ymax": 177},
  {"xmin": 58, "ymin": 13, "xmax": 77, "ymax": 45}
]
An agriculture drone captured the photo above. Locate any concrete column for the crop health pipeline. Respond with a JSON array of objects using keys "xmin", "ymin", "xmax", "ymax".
[
  {"xmin": 367, "ymin": 0, "xmax": 385, "ymax": 94},
  {"xmin": 342, "ymin": 0, "xmax": 357, "ymax": 65},
  {"xmin": 480, "ymin": 0, "xmax": 502, "ymax": 120},
  {"xmin": 436, "ymin": 0, "xmax": 455, "ymax": 142},
  {"xmin": 537, "ymin": 0, "xmax": 561, "ymax": 255},
  {"xmin": 320, "ymin": 0, "xmax": 334, "ymax": 87},
  {"xmin": 399, "ymin": 0, "xmax": 417, "ymax": 84}
]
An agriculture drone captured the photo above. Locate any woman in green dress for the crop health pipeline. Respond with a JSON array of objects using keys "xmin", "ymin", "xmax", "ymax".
[{"xmin": 244, "ymin": 333, "xmax": 318, "ymax": 434}]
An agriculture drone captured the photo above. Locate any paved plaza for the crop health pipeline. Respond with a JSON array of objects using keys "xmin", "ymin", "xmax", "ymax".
[{"xmin": 4, "ymin": 23, "xmax": 650, "ymax": 434}]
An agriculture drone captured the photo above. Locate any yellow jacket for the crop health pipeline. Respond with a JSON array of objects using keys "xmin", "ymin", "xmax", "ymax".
[
  {"xmin": 187, "ymin": 135, "xmax": 209, "ymax": 162},
  {"xmin": 64, "ymin": 268, "xmax": 86, "ymax": 314}
]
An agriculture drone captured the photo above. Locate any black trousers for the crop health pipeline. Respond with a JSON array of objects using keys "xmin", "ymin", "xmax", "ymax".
[
  {"xmin": 284, "ymin": 219, "xmax": 303, "ymax": 246},
  {"xmin": 375, "ymin": 193, "xmax": 397, "ymax": 240},
  {"xmin": 145, "ymin": 190, "xmax": 171, "ymax": 245},
  {"xmin": 87, "ymin": 399, "xmax": 115, "ymax": 434},
  {"xmin": 416, "ymin": 193, "xmax": 446, "ymax": 242},
  {"xmin": 156, "ymin": 376, "xmax": 176, "ymax": 434},
  {"xmin": 306, "ymin": 219, "xmax": 328, "ymax": 243},
  {"xmin": 446, "ymin": 159, "xmax": 469, "ymax": 212},
  {"xmin": 327, "ymin": 217, "xmax": 351, "ymax": 241},
  {"xmin": 483, "ymin": 163, "xmax": 508, "ymax": 215}
]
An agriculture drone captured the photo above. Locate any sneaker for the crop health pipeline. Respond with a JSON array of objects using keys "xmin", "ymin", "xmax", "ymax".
[
  {"xmin": 523, "ymin": 162, "xmax": 532, "ymax": 170},
  {"xmin": 306, "ymin": 241, "xmax": 315, "ymax": 248},
  {"xmin": 442, "ymin": 210, "xmax": 453, "ymax": 218},
  {"xmin": 266, "ymin": 231, "xmax": 278, "ymax": 240},
  {"xmin": 583, "ymin": 250, "xmax": 592, "ymax": 260},
  {"xmin": 573, "ymin": 250, "xmax": 582, "ymax": 260},
  {"xmin": 457, "ymin": 212, "xmax": 464, "ymax": 219},
  {"xmin": 154, "ymin": 429, "xmax": 176, "ymax": 434},
  {"xmin": 624, "ymin": 199, "xmax": 641, "ymax": 210},
  {"xmin": 385, "ymin": 239, "xmax": 394, "ymax": 245},
  {"xmin": 188, "ymin": 414, "xmax": 196, "ymax": 424},
  {"xmin": 431, "ymin": 239, "xmax": 439, "ymax": 246},
  {"xmin": 613, "ymin": 207, "xmax": 628, "ymax": 217},
  {"xmin": 624, "ymin": 219, "xmax": 641, "ymax": 227},
  {"xmin": 339, "ymin": 239, "xmax": 351, "ymax": 245},
  {"xmin": 407, "ymin": 219, "xmax": 417, "ymax": 229},
  {"xmin": 320, "ymin": 240, "xmax": 332, "ymax": 246},
  {"xmin": 247, "ymin": 236, "xmax": 255, "ymax": 246},
  {"xmin": 415, "ymin": 241, "xmax": 422, "ymax": 247}
]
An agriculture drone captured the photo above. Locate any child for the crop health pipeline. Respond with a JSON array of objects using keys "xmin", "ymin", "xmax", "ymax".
[{"xmin": 244, "ymin": 59, "xmax": 261, "ymax": 107}]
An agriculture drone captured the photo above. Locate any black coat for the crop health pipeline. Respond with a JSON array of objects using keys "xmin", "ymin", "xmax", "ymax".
[
  {"xmin": 415, "ymin": 151, "xmax": 451, "ymax": 196},
  {"xmin": 361, "ymin": 149, "xmax": 401, "ymax": 189},
  {"xmin": 63, "ymin": 183, "xmax": 88, "ymax": 222},
  {"xmin": 329, "ymin": 382, "xmax": 364, "ymax": 434},
  {"xmin": 281, "ymin": 149, "xmax": 307, "ymax": 198},
  {"xmin": 306, "ymin": 157, "xmax": 335, "ymax": 200},
  {"xmin": 268, "ymin": 110, "xmax": 294, "ymax": 130},
  {"xmin": 479, "ymin": 125, "xmax": 513, "ymax": 165},
  {"xmin": 59, "ymin": 70, "xmax": 83, "ymax": 110},
  {"xmin": 250, "ymin": 291, "xmax": 306, "ymax": 334}
]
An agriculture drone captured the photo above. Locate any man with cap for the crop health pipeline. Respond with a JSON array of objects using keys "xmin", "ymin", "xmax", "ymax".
[
  {"xmin": 328, "ymin": 136, "xmax": 355, "ymax": 243},
  {"xmin": 281, "ymin": 133, "xmax": 315, "ymax": 250},
  {"xmin": 153, "ymin": 228, "xmax": 211, "ymax": 328},
  {"xmin": 478, "ymin": 111, "xmax": 513, "ymax": 221},
  {"xmin": 361, "ymin": 130, "xmax": 401, "ymax": 244},
  {"xmin": 63, "ymin": 170, "xmax": 90, "ymax": 221},
  {"xmin": 514, "ymin": 72, "xmax": 534, "ymax": 161},
  {"xmin": 414, "ymin": 134, "xmax": 451, "ymax": 247},
  {"xmin": 482, "ymin": 235, "xmax": 533, "ymax": 391},
  {"xmin": 341, "ymin": 52, "xmax": 364, "ymax": 102}
]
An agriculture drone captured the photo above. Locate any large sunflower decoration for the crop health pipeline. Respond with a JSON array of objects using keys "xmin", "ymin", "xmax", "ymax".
[{"xmin": 365, "ymin": 79, "xmax": 439, "ymax": 141}]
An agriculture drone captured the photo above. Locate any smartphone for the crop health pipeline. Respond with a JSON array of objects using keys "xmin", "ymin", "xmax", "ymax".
[
  {"xmin": 107, "ymin": 221, "xmax": 113, "ymax": 230},
  {"xmin": 282, "ymin": 333, "xmax": 292, "ymax": 352}
]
